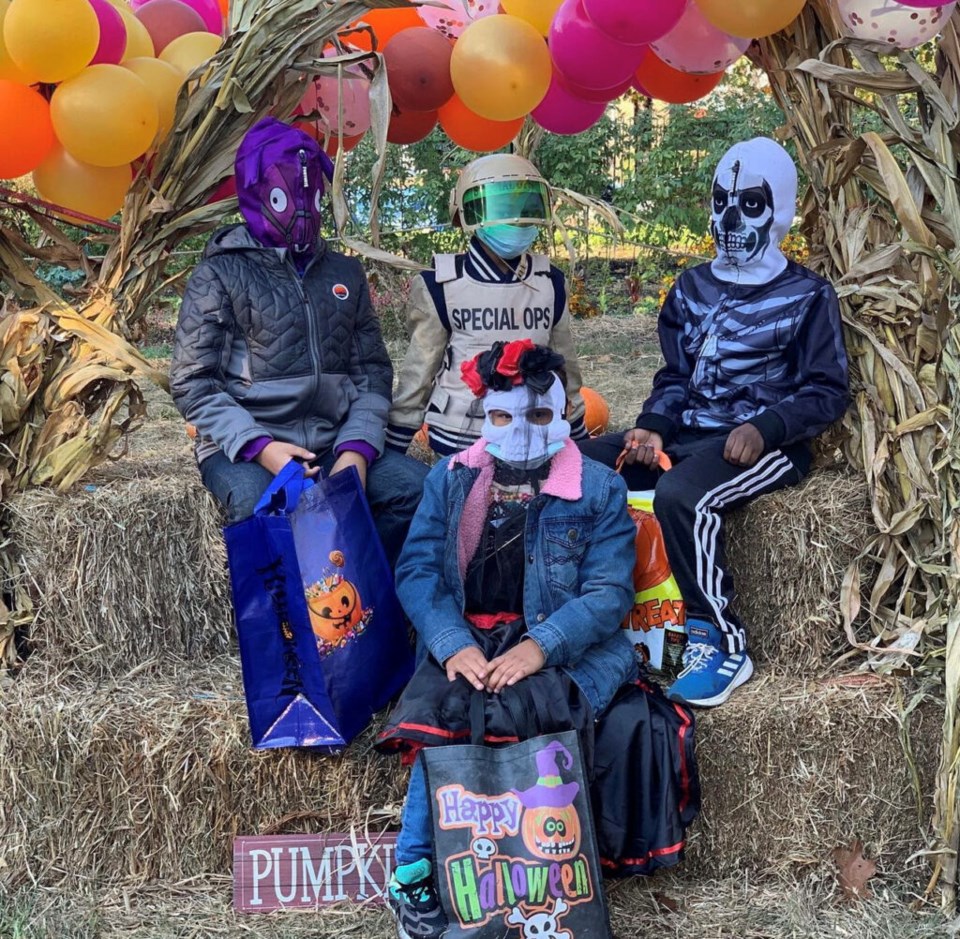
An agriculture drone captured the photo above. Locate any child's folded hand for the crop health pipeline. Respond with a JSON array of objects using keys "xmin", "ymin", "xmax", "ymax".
[
  {"xmin": 723, "ymin": 423, "xmax": 764, "ymax": 467},
  {"xmin": 485, "ymin": 640, "xmax": 546, "ymax": 694},
  {"xmin": 445, "ymin": 645, "xmax": 490, "ymax": 691}
]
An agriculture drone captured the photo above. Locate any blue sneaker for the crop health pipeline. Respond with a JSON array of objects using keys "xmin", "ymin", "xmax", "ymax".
[
  {"xmin": 387, "ymin": 858, "xmax": 447, "ymax": 939},
  {"xmin": 667, "ymin": 619, "xmax": 753, "ymax": 707}
]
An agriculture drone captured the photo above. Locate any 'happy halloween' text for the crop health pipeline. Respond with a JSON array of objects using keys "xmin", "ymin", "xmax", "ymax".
[{"xmin": 445, "ymin": 854, "xmax": 592, "ymax": 927}]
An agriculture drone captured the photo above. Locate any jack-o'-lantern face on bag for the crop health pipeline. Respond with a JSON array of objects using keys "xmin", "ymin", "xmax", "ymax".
[
  {"xmin": 520, "ymin": 805, "xmax": 581, "ymax": 860},
  {"xmin": 306, "ymin": 576, "xmax": 364, "ymax": 643}
]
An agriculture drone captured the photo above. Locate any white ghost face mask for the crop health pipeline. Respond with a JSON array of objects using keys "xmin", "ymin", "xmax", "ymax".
[
  {"xmin": 710, "ymin": 137, "xmax": 798, "ymax": 287},
  {"xmin": 482, "ymin": 375, "xmax": 570, "ymax": 469}
]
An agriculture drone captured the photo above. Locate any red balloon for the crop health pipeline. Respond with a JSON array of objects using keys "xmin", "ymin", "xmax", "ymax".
[
  {"xmin": 324, "ymin": 132, "xmax": 364, "ymax": 157},
  {"xmin": 136, "ymin": 0, "xmax": 206, "ymax": 55},
  {"xmin": 206, "ymin": 175, "xmax": 236, "ymax": 204},
  {"xmin": 383, "ymin": 27, "xmax": 454, "ymax": 112},
  {"xmin": 438, "ymin": 93, "xmax": 523, "ymax": 153},
  {"xmin": 388, "ymin": 107, "xmax": 438, "ymax": 145},
  {"xmin": 634, "ymin": 50, "xmax": 724, "ymax": 104}
]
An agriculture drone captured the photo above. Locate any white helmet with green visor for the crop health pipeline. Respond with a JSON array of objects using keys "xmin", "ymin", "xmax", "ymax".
[{"xmin": 451, "ymin": 154, "xmax": 551, "ymax": 260}]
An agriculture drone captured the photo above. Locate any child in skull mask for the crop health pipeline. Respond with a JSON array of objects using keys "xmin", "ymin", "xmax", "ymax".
[
  {"xmin": 385, "ymin": 154, "xmax": 590, "ymax": 456},
  {"xmin": 581, "ymin": 137, "xmax": 849, "ymax": 708},
  {"xmin": 377, "ymin": 339, "xmax": 641, "ymax": 939},
  {"xmin": 170, "ymin": 117, "xmax": 427, "ymax": 565}
]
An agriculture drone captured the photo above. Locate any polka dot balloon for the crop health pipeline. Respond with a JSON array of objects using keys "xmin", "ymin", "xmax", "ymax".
[
  {"xmin": 650, "ymin": 1, "xmax": 750, "ymax": 75},
  {"xmin": 834, "ymin": 0, "xmax": 956, "ymax": 49},
  {"xmin": 417, "ymin": 0, "xmax": 497, "ymax": 40}
]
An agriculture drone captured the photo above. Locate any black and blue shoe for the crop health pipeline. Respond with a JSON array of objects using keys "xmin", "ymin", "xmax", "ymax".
[{"xmin": 386, "ymin": 858, "xmax": 447, "ymax": 939}]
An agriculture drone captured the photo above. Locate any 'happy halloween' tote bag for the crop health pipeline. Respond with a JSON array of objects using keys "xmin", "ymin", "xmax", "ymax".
[{"xmin": 421, "ymin": 690, "xmax": 610, "ymax": 938}]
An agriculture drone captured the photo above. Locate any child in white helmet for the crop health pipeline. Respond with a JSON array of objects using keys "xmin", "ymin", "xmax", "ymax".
[{"xmin": 385, "ymin": 154, "xmax": 590, "ymax": 456}]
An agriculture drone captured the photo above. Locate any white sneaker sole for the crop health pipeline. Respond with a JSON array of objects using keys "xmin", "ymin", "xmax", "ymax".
[{"xmin": 672, "ymin": 657, "xmax": 754, "ymax": 708}]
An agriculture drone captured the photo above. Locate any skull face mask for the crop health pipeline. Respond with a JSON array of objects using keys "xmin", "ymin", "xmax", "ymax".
[
  {"xmin": 709, "ymin": 137, "xmax": 798, "ymax": 286},
  {"xmin": 235, "ymin": 117, "xmax": 334, "ymax": 259},
  {"xmin": 482, "ymin": 375, "xmax": 570, "ymax": 469}
]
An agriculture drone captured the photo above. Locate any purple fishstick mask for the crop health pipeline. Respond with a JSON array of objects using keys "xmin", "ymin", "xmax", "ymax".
[{"xmin": 235, "ymin": 117, "xmax": 335, "ymax": 257}]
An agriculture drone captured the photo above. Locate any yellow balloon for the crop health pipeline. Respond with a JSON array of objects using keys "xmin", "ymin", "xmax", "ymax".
[
  {"xmin": 51, "ymin": 64, "xmax": 159, "ymax": 167},
  {"xmin": 450, "ymin": 15, "xmax": 551, "ymax": 122},
  {"xmin": 33, "ymin": 146, "xmax": 131, "ymax": 220},
  {"xmin": 123, "ymin": 57, "xmax": 184, "ymax": 139},
  {"xmin": 4, "ymin": 0, "xmax": 100, "ymax": 83},
  {"xmin": 115, "ymin": 6, "xmax": 155, "ymax": 60},
  {"xmin": 0, "ymin": 1, "xmax": 36, "ymax": 83},
  {"xmin": 159, "ymin": 31, "xmax": 221, "ymax": 75},
  {"xmin": 500, "ymin": 0, "xmax": 563, "ymax": 36},
  {"xmin": 693, "ymin": 0, "xmax": 807, "ymax": 39}
]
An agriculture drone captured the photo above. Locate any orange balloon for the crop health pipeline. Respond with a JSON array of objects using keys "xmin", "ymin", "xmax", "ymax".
[
  {"xmin": 0, "ymin": 1, "xmax": 38, "ymax": 83},
  {"xmin": 0, "ymin": 80, "xmax": 54, "ymax": 177},
  {"xmin": 5, "ymin": 0, "xmax": 100, "ymax": 83},
  {"xmin": 694, "ymin": 0, "xmax": 806, "ymax": 39},
  {"xmin": 51, "ymin": 65, "xmax": 159, "ymax": 167},
  {"xmin": 450, "ymin": 15, "xmax": 552, "ymax": 121},
  {"xmin": 123, "ymin": 57, "xmax": 184, "ymax": 138},
  {"xmin": 33, "ymin": 146, "xmax": 131, "ymax": 219},
  {"xmin": 343, "ymin": 7, "xmax": 423, "ymax": 52},
  {"xmin": 580, "ymin": 386, "xmax": 610, "ymax": 435},
  {"xmin": 438, "ymin": 93, "xmax": 523, "ymax": 152},
  {"xmin": 634, "ymin": 51, "xmax": 723, "ymax": 104},
  {"xmin": 159, "ymin": 30, "xmax": 221, "ymax": 74},
  {"xmin": 217, "ymin": 0, "xmax": 227, "ymax": 12},
  {"xmin": 323, "ymin": 132, "xmax": 364, "ymax": 157}
]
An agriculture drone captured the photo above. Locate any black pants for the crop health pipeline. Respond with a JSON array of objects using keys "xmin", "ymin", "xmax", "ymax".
[{"xmin": 579, "ymin": 429, "xmax": 809, "ymax": 654}]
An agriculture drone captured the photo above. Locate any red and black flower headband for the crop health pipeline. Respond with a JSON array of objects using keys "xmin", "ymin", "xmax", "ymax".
[{"xmin": 461, "ymin": 339, "xmax": 566, "ymax": 398}]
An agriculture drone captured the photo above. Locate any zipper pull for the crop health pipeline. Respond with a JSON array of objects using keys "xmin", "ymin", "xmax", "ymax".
[{"xmin": 299, "ymin": 148, "xmax": 308, "ymax": 189}]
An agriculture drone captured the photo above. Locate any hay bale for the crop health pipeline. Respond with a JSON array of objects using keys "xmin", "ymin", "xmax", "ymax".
[
  {"xmin": 688, "ymin": 674, "xmax": 936, "ymax": 884},
  {"xmin": 0, "ymin": 662, "xmax": 934, "ymax": 892},
  {"xmin": 5, "ymin": 464, "xmax": 233, "ymax": 676},
  {"xmin": 0, "ymin": 658, "xmax": 407, "ymax": 891},
  {"xmin": 727, "ymin": 471, "xmax": 872, "ymax": 673}
]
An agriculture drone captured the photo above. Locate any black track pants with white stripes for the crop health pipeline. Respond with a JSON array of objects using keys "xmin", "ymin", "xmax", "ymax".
[{"xmin": 579, "ymin": 429, "xmax": 809, "ymax": 655}]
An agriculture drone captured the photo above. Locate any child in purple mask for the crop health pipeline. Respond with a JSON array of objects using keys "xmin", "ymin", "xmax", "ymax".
[{"xmin": 170, "ymin": 117, "xmax": 428, "ymax": 565}]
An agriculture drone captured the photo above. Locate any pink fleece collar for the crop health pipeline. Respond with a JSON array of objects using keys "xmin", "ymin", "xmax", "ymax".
[
  {"xmin": 449, "ymin": 438, "xmax": 583, "ymax": 500},
  {"xmin": 449, "ymin": 439, "xmax": 583, "ymax": 578}
]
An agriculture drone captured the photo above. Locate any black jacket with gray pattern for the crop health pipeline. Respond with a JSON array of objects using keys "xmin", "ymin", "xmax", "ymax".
[{"xmin": 170, "ymin": 225, "xmax": 392, "ymax": 464}]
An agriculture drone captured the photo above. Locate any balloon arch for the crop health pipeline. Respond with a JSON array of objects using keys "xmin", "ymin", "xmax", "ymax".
[{"xmin": 0, "ymin": 0, "xmax": 959, "ymax": 909}]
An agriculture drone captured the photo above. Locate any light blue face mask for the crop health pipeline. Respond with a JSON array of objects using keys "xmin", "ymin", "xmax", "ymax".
[{"xmin": 476, "ymin": 223, "xmax": 540, "ymax": 260}]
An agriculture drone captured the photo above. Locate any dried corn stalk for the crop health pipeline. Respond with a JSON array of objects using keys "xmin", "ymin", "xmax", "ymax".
[{"xmin": 757, "ymin": 0, "xmax": 959, "ymax": 904}]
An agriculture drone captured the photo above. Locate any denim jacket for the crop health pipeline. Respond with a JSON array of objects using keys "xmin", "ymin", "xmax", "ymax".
[{"xmin": 394, "ymin": 439, "xmax": 638, "ymax": 714}]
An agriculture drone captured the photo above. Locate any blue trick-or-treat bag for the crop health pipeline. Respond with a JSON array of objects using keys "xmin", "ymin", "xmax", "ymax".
[{"xmin": 224, "ymin": 461, "xmax": 413, "ymax": 750}]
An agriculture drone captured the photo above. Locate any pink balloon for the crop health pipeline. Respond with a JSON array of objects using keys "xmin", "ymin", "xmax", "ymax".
[
  {"xmin": 300, "ymin": 61, "xmax": 372, "ymax": 137},
  {"xmin": 556, "ymin": 68, "xmax": 634, "ymax": 102},
  {"xmin": 417, "ymin": 0, "xmax": 497, "ymax": 40},
  {"xmin": 89, "ymin": 0, "xmax": 127, "ymax": 65},
  {"xmin": 835, "ymin": 0, "xmax": 955, "ymax": 49},
  {"xmin": 532, "ymin": 71, "xmax": 606, "ymax": 134},
  {"xmin": 179, "ymin": 0, "xmax": 223, "ymax": 33},
  {"xmin": 651, "ymin": 2, "xmax": 750, "ymax": 74},
  {"xmin": 549, "ymin": 0, "xmax": 648, "ymax": 90},
  {"xmin": 583, "ymin": 0, "xmax": 686, "ymax": 46}
]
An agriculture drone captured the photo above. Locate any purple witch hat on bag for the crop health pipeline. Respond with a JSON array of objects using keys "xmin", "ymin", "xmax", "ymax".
[
  {"xmin": 234, "ymin": 117, "xmax": 335, "ymax": 257},
  {"xmin": 513, "ymin": 740, "xmax": 580, "ymax": 809}
]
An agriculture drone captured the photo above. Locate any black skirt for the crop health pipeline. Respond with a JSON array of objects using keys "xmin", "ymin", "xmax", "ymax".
[{"xmin": 376, "ymin": 619, "xmax": 700, "ymax": 877}]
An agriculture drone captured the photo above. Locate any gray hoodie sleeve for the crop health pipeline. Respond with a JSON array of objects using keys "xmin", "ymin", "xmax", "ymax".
[
  {"xmin": 333, "ymin": 268, "xmax": 393, "ymax": 456},
  {"xmin": 169, "ymin": 261, "xmax": 271, "ymax": 462}
]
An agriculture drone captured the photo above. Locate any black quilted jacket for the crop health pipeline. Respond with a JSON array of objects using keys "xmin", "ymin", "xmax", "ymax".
[{"xmin": 170, "ymin": 225, "xmax": 393, "ymax": 464}]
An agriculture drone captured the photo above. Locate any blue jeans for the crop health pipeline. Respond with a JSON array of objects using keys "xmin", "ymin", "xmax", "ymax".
[
  {"xmin": 395, "ymin": 756, "xmax": 432, "ymax": 867},
  {"xmin": 199, "ymin": 448, "xmax": 429, "ymax": 568}
]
